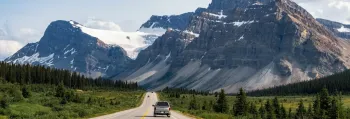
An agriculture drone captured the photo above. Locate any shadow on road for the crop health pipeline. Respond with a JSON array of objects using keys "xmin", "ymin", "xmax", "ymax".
[
  {"xmin": 134, "ymin": 116, "xmax": 154, "ymax": 117},
  {"xmin": 135, "ymin": 115, "xmax": 169, "ymax": 117}
]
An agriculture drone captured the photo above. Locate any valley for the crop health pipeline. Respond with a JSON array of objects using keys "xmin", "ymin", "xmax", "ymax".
[
  {"xmin": 160, "ymin": 88, "xmax": 350, "ymax": 119},
  {"xmin": 2, "ymin": 0, "xmax": 350, "ymax": 118},
  {"xmin": 5, "ymin": 0, "xmax": 350, "ymax": 93}
]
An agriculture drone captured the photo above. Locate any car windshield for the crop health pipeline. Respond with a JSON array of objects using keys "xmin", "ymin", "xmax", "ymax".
[{"xmin": 157, "ymin": 102, "xmax": 169, "ymax": 106}]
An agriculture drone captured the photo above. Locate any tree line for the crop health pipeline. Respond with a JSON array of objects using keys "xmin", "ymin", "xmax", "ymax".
[
  {"xmin": 0, "ymin": 62, "xmax": 139, "ymax": 90},
  {"xmin": 162, "ymin": 87, "xmax": 210, "ymax": 98},
  {"xmin": 164, "ymin": 87, "xmax": 350, "ymax": 119},
  {"xmin": 248, "ymin": 69, "xmax": 350, "ymax": 96}
]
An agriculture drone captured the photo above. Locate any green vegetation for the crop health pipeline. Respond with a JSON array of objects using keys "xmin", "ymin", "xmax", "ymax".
[
  {"xmin": 160, "ymin": 88, "xmax": 350, "ymax": 119},
  {"xmin": 0, "ymin": 62, "xmax": 139, "ymax": 90},
  {"xmin": 0, "ymin": 83, "xmax": 143, "ymax": 118},
  {"xmin": 0, "ymin": 62, "xmax": 144, "ymax": 118},
  {"xmin": 248, "ymin": 69, "xmax": 350, "ymax": 96},
  {"xmin": 158, "ymin": 63, "xmax": 350, "ymax": 119}
]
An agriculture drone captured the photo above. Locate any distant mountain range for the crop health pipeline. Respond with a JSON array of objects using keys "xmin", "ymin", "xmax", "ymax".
[{"xmin": 5, "ymin": 0, "xmax": 350, "ymax": 93}]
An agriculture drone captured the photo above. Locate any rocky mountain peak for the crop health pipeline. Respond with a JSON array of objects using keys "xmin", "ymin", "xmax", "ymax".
[
  {"xmin": 45, "ymin": 20, "xmax": 81, "ymax": 38},
  {"xmin": 6, "ymin": 20, "xmax": 132, "ymax": 78},
  {"xmin": 115, "ymin": 0, "xmax": 350, "ymax": 93},
  {"xmin": 139, "ymin": 12, "xmax": 194, "ymax": 32},
  {"xmin": 6, "ymin": 0, "xmax": 350, "ymax": 93}
]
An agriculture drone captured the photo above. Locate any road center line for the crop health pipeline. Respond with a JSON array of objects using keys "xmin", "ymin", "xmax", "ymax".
[{"xmin": 140, "ymin": 108, "xmax": 150, "ymax": 119}]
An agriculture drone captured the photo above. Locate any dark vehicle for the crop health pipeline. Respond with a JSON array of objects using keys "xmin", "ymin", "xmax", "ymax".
[{"xmin": 153, "ymin": 101, "xmax": 171, "ymax": 117}]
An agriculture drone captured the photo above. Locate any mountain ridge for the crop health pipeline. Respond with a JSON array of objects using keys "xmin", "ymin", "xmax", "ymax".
[
  {"xmin": 5, "ymin": 20, "xmax": 135, "ymax": 78},
  {"xmin": 113, "ymin": 0, "xmax": 350, "ymax": 93},
  {"xmin": 5, "ymin": 0, "xmax": 350, "ymax": 93}
]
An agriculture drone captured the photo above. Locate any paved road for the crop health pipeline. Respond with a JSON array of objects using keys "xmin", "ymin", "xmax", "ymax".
[{"xmin": 91, "ymin": 92, "xmax": 193, "ymax": 119}]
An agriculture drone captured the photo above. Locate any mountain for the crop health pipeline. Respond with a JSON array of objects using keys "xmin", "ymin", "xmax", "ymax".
[
  {"xmin": 115, "ymin": 0, "xmax": 350, "ymax": 93},
  {"xmin": 5, "ymin": 20, "xmax": 163, "ymax": 78},
  {"xmin": 139, "ymin": 12, "xmax": 194, "ymax": 31},
  {"xmin": 317, "ymin": 18, "xmax": 350, "ymax": 40}
]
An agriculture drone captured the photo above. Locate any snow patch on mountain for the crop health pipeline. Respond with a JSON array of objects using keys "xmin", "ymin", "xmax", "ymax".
[
  {"xmin": 237, "ymin": 35, "xmax": 244, "ymax": 41},
  {"xmin": 183, "ymin": 30, "xmax": 200, "ymax": 37},
  {"xmin": 206, "ymin": 10, "xmax": 227, "ymax": 19},
  {"xmin": 70, "ymin": 59, "xmax": 74, "ymax": 65},
  {"xmin": 10, "ymin": 53, "xmax": 55, "ymax": 66},
  {"xmin": 230, "ymin": 21, "xmax": 256, "ymax": 27},
  {"xmin": 69, "ymin": 21, "xmax": 161, "ymax": 59},
  {"xmin": 337, "ymin": 26, "xmax": 350, "ymax": 32},
  {"xmin": 64, "ymin": 48, "xmax": 77, "ymax": 55}
]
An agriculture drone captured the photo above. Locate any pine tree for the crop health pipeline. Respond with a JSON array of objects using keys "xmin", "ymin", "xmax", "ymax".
[
  {"xmin": 319, "ymin": 87, "xmax": 331, "ymax": 111},
  {"xmin": 307, "ymin": 103, "xmax": 313, "ymax": 118},
  {"xmin": 288, "ymin": 108, "xmax": 293, "ymax": 119},
  {"xmin": 265, "ymin": 100, "xmax": 276, "ymax": 119},
  {"xmin": 329, "ymin": 93, "xmax": 345, "ymax": 119},
  {"xmin": 313, "ymin": 94, "xmax": 321, "ymax": 119},
  {"xmin": 21, "ymin": 86, "xmax": 31, "ymax": 98},
  {"xmin": 329, "ymin": 97, "xmax": 339, "ymax": 119},
  {"xmin": 280, "ymin": 105, "xmax": 287, "ymax": 119},
  {"xmin": 214, "ymin": 89, "xmax": 228, "ymax": 113},
  {"xmin": 272, "ymin": 97, "xmax": 281, "ymax": 118},
  {"xmin": 249, "ymin": 103, "xmax": 258, "ymax": 118},
  {"xmin": 209, "ymin": 100, "xmax": 214, "ymax": 111},
  {"xmin": 202, "ymin": 100, "xmax": 208, "ymax": 110},
  {"xmin": 335, "ymin": 92, "xmax": 345, "ymax": 119},
  {"xmin": 56, "ymin": 81, "xmax": 66, "ymax": 97},
  {"xmin": 234, "ymin": 88, "xmax": 248, "ymax": 116},
  {"xmin": 295, "ymin": 100, "xmax": 306, "ymax": 119},
  {"xmin": 259, "ymin": 104, "xmax": 266, "ymax": 119},
  {"xmin": 188, "ymin": 95, "xmax": 199, "ymax": 110}
]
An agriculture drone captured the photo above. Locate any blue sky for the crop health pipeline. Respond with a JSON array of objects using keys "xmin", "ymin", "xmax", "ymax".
[
  {"xmin": 0, "ymin": 0, "xmax": 211, "ymax": 32},
  {"xmin": 1, "ymin": 0, "xmax": 350, "ymax": 60}
]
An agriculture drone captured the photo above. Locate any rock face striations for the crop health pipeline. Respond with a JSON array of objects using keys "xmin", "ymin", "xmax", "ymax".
[
  {"xmin": 115, "ymin": 0, "xmax": 350, "ymax": 93},
  {"xmin": 6, "ymin": 0, "xmax": 350, "ymax": 93}
]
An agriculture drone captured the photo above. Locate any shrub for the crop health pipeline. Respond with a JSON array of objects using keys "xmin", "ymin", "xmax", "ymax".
[
  {"xmin": 78, "ymin": 110, "xmax": 88, "ymax": 117},
  {"xmin": 56, "ymin": 82, "xmax": 65, "ymax": 98},
  {"xmin": 60, "ymin": 98, "xmax": 68, "ymax": 105},
  {"xmin": 22, "ymin": 86, "xmax": 31, "ymax": 98},
  {"xmin": 0, "ymin": 97, "xmax": 8, "ymax": 108},
  {"xmin": 9, "ymin": 88, "xmax": 23, "ymax": 102}
]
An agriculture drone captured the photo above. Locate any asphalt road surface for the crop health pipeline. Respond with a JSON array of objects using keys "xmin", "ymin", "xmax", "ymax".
[{"xmin": 91, "ymin": 92, "xmax": 193, "ymax": 119}]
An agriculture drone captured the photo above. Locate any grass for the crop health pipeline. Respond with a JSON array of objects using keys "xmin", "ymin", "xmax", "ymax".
[
  {"xmin": 159, "ymin": 93, "xmax": 350, "ymax": 119},
  {"xmin": 0, "ymin": 83, "xmax": 144, "ymax": 119}
]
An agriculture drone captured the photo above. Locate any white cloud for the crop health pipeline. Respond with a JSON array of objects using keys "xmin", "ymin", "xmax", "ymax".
[
  {"xmin": 0, "ymin": 40, "xmax": 23, "ymax": 60},
  {"xmin": 1, "ymin": 21, "xmax": 42, "ymax": 44},
  {"xmin": 294, "ymin": 0, "xmax": 350, "ymax": 24},
  {"xmin": 0, "ymin": 23, "xmax": 42, "ymax": 61},
  {"xmin": 84, "ymin": 18, "xmax": 122, "ymax": 31},
  {"xmin": 12, "ymin": 28, "xmax": 42, "ymax": 43},
  {"xmin": 328, "ymin": 1, "xmax": 350, "ymax": 11}
]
